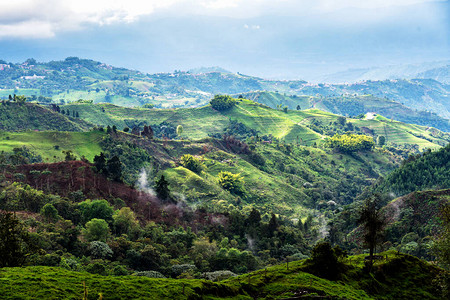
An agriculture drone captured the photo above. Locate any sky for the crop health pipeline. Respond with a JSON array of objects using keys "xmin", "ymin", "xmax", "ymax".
[{"xmin": 0, "ymin": 0, "xmax": 448, "ymax": 80}]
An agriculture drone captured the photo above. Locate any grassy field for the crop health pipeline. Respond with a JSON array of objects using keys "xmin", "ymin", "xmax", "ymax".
[
  {"xmin": 0, "ymin": 131, "xmax": 105, "ymax": 162},
  {"xmin": 0, "ymin": 251, "xmax": 442, "ymax": 299}
]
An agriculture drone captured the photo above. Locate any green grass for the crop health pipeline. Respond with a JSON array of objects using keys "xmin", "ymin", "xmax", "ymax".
[
  {"xmin": 0, "ymin": 251, "xmax": 443, "ymax": 299},
  {"xmin": 0, "ymin": 131, "xmax": 105, "ymax": 162}
]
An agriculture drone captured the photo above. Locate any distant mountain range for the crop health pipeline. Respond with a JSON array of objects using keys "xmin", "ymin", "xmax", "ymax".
[
  {"xmin": 317, "ymin": 61, "xmax": 450, "ymax": 84},
  {"xmin": 0, "ymin": 57, "xmax": 449, "ymax": 129}
]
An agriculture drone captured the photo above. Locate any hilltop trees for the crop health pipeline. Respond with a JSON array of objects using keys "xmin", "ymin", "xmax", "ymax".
[{"xmin": 210, "ymin": 95, "xmax": 236, "ymax": 111}]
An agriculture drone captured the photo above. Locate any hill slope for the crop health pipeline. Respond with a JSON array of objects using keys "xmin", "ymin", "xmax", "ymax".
[
  {"xmin": 244, "ymin": 91, "xmax": 450, "ymax": 132},
  {"xmin": 0, "ymin": 102, "xmax": 91, "ymax": 132},
  {"xmin": 62, "ymin": 100, "xmax": 450, "ymax": 150}
]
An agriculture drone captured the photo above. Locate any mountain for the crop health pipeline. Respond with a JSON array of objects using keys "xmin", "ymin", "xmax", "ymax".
[
  {"xmin": 2, "ymin": 58, "xmax": 449, "ymax": 122},
  {"xmin": 317, "ymin": 61, "xmax": 450, "ymax": 84}
]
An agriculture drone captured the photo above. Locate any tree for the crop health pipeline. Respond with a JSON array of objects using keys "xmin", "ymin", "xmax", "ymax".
[
  {"xmin": 0, "ymin": 212, "xmax": 35, "ymax": 267},
  {"xmin": 40, "ymin": 203, "xmax": 60, "ymax": 222},
  {"xmin": 113, "ymin": 207, "xmax": 139, "ymax": 235},
  {"xmin": 141, "ymin": 125, "xmax": 154, "ymax": 139},
  {"xmin": 107, "ymin": 155, "xmax": 122, "ymax": 182},
  {"xmin": 296, "ymin": 105, "xmax": 301, "ymax": 110},
  {"xmin": 217, "ymin": 171, "xmax": 245, "ymax": 195},
  {"xmin": 180, "ymin": 154, "xmax": 203, "ymax": 173},
  {"xmin": 84, "ymin": 218, "xmax": 110, "ymax": 242},
  {"xmin": 357, "ymin": 195, "xmax": 386, "ymax": 271},
  {"xmin": 78, "ymin": 199, "xmax": 115, "ymax": 224},
  {"xmin": 176, "ymin": 125, "xmax": 183, "ymax": 137},
  {"xmin": 62, "ymin": 150, "xmax": 77, "ymax": 161},
  {"xmin": 210, "ymin": 95, "xmax": 236, "ymax": 111},
  {"xmin": 308, "ymin": 241, "xmax": 345, "ymax": 280},
  {"xmin": 93, "ymin": 152, "xmax": 108, "ymax": 175},
  {"xmin": 432, "ymin": 201, "xmax": 450, "ymax": 271},
  {"xmin": 155, "ymin": 175, "xmax": 170, "ymax": 201},
  {"xmin": 377, "ymin": 135, "xmax": 386, "ymax": 146}
]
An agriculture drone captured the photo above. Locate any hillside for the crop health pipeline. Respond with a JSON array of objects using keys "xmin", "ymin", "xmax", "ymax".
[
  {"xmin": 382, "ymin": 189, "xmax": 450, "ymax": 259},
  {"xmin": 62, "ymin": 100, "xmax": 450, "ymax": 150},
  {"xmin": 0, "ymin": 102, "xmax": 92, "ymax": 132},
  {"xmin": 244, "ymin": 91, "xmax": 450, "ymax": 132},
  {"xmin": 0, "ymin": 130, "xmax": 104, "ymax": 162},
  {"xmin": 0, "ymin": 251, "xmax": 444, "ymax": 299},
  {"xmin": 373, "ymin": 143, "xmax": 450, "ymax": 197}
]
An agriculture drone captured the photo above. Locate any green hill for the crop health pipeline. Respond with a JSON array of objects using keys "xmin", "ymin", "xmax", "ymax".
[
  {"xmin": 0, "ymin": 102, "xmax": 91, "ymax": 132},
  {"xmin": 0, "ymin": 251, "xmax": 444, "ymax": 299},
  {"xmin": 373, "ymin": 143, "xmax": 450, "ymax": 196},
  {"xmin": 62, "ymin": 99, "xmax": 449, "ymax": 150},
  {"xmin": 243, "ymin": 91, "xmax": 450, "ymax": 132},
  {"xmin": 0, "ymin": 130, "xmax": 105, "ymax": 162}
]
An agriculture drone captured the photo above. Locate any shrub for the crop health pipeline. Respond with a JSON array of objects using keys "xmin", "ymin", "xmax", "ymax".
[
  {"xmin": 89, "ymin": 241, "xmax": 113, "ymax": 259},
  {"xmin": 180, "ymin": 154, "xmax": 203, "ymax": 173},
  {"xmin": 84, "ymin": 218, "xmax": 110, "ymax": 242},
  {"xmin": 113, "ymin": 265, "xmax": 129, "ymax": 276},
  {"xmin": 86, "ymin": 262, "xmax": 108, "ymax": 276},
  {"xmin": 171, "ymin": 264, "xmax": 197, "ymax": 277},
  {"xmin": 210, "ymin": 95, "xmax": 236, "ymax": 111},
  {"xmin": 217, "ymin": 171, "xmax": 245, "ymax": 195},
  {"xmin": 60, "ymin": 258, "xmax": 79, "ymax": 270},
  {"xmin": 202, "ymin": 270, "xmax": 237, "ymax": 282},
  {"xmin": 306, "ymin": 241, "xmax": 346, "ymax": 280},
  {"xmin": 133, "ymin": 271, "xmax": 166, "ymax": 278},
  {"xmin": 326, "ymin": 134, "xmax": 375, "ymax": 153}
]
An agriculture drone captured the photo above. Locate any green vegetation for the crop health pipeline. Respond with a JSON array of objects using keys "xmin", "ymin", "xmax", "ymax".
[
  {"xmin": 0, "ymin": 102, "xmax": 90, "ymax": 132},
  {"xmin": 374, "ymin": 143, "xmax": 450, "ymax": 196},
  {"xmin": 0, "ymin": 130, "xmax": 104, "ymax": 162},
  {"xmin": 326, "ymin": 133, "xmax": 375, "ymax": 153},
  {"xmin": 210, "ymin": 94, "xmax": 236, "ymax": 111},
  {"xmin": 0, "ymin": 251, "xmax": 445, "ymax": 299}
]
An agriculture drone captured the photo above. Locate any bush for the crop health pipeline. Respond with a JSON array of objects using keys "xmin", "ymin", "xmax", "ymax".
[
  {"xmin": 180, "ymin": 154, "xmax": 203, "ymax": 173},
  {"xmin": 210, "ymin": 95, "xmax": 236, "ymax": 111},
  {"xmin": 89, "ymin": 241, "xmax": 113, "ymax": 259},
  {"xmin": 202, "ymin": 270, "xmax": 237, "ymax": 282},
  {"xmin": 326, "ymin": 134, "xmax": 375, "ymax": 153},
  {"xmin": 86, "ymin": 262, "xmax": 108, "ymax": 276},
  {"xmin": 133, "ymin": 271, "xmax": 166, "ymax": 278},
  {"xmin": 306, "ymin": 241, "xmax": 346, "ymax": 280},
  {"xmin": 217, "ymin": 171, "xmax": 245, "ymax": 195},
  {"xmin": 113, "ymin": 265, "xmax": 129, "ymax": 276},
  {"xmin": 171, "ymin": 264, "xmax": 197, "ymax": 277},
  {"xmin": 60, "ymin": 258, "xmax": 79, "ymax": 270}
]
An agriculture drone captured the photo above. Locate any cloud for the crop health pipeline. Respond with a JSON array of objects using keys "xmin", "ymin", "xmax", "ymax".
[{"xmin": 0, "ymin": 0, "xmax": 444, "ymax": 39}]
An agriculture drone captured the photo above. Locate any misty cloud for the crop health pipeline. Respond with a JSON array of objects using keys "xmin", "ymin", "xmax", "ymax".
[{"xmin": 0, "ymin": 0, "xmax": 445, "ymax": 39}]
